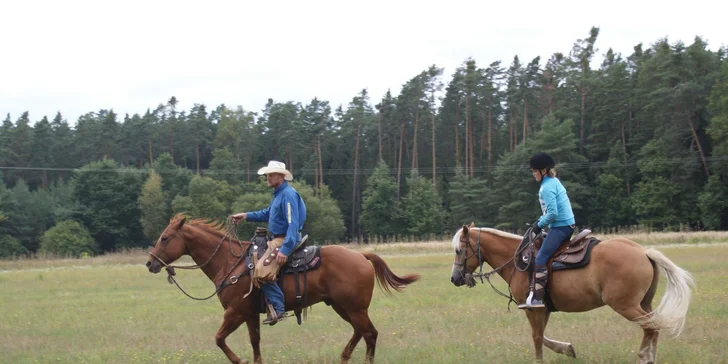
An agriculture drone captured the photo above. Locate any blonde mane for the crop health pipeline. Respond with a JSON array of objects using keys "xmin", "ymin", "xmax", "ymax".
[{"xmin": 451, "ymin": 226, "xmax": 522, "ymax": 252}]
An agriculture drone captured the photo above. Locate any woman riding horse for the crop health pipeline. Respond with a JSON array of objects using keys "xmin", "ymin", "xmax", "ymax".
[{"xmin": 520, "ymin": 152, "xmax": 576, "ymax": 309}]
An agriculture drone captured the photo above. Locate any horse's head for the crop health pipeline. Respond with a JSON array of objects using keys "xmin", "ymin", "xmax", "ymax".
[
  {"xmin": 146, "ymin": 215, "xmax": 189, "ymax": 274},
  {"xmin": 450, "ymin": 222, "xmax": 480, "ymax": 287}
]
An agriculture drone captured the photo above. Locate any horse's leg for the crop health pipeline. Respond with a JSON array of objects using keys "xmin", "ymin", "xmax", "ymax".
[
  {"xmin": 331, "ymin": 303, "xmax": 362, "ymax": 363},
  {"xmin": 347, "ymin": 309, "xmax": 378, "ymax": 364},
  {"xmin": 613, "ymin": 305, "xmax": 659, "ymax": 364},
  {"xmin": 215, "ymin": 308, "xmax": 247, "ymax": 364},
  {"xmin": 524, "ymin": 309, "xmax": 548, "ymax": 363},
  {"xmin": 245, "ymin": 314, "xmax": 262, "ymax": 364},
  {"xmin": 542, "ymin": 311, "xmax": 576, "ymax": 358},
  {"xmin": 638, "ymin": 261, "xmax": 660, "ymax": 364},
  {"xmin": 607, "ymin": 259, "xmax": 660, "ymax": 364}
]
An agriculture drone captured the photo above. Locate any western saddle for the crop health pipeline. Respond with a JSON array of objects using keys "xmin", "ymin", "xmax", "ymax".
[{"xmin": 245, "ymin": 227, "xmax": 322, "ymax": 325}]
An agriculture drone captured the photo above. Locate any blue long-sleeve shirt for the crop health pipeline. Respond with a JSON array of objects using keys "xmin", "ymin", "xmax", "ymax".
[
  {"xmin": 245, "ymin": 181, "xmax": 307, "ymax": 256},
  {"xmin": 536, "ymin": 176, "xmax": 575, "ymax": 229}
]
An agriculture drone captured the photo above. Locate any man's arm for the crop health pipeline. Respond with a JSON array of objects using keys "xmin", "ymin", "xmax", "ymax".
[
  {"xmin": 278, "ymin": 194, "xmax": 301, "ymax": 256},
  {"xmin": 245, "ymin": 206, "xmax": 271, "ymax": 222}
]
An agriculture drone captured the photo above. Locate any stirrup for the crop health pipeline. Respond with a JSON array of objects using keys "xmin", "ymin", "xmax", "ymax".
[
  {"xmin": 517, "ymin": 291, "xmax": 534, "ymax": 309},
  {"xmin": 263, "ymin": 311, "xmax": 288, "ymax": 326},
  {"xmin": 518, "ymin": 291, "xmax": 546, "ymax": 310}
]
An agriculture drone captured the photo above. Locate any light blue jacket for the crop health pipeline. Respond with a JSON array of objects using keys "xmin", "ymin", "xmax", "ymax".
[
  {"xmin": 536, "ymin": 176, "xmax": 575, "ymax": 229},
  {"xmin": 245, "ymin": 181, "xmax": 307, "ymax": 256}
]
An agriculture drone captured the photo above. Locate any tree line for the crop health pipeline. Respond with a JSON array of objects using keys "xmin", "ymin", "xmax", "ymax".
[{"xmin": 1, "ymin": 27, "xmax": 727, "ymax": 257}]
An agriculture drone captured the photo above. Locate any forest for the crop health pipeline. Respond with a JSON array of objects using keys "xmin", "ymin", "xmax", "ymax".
[{"xmin": 1, "ymin": 27, "xmax": 727, "ymax": 258}]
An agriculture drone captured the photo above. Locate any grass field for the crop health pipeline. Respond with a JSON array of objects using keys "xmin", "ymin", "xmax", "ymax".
[{"xmin": 1, "ymin": 232, "xmax": 727, "ymax": 363}]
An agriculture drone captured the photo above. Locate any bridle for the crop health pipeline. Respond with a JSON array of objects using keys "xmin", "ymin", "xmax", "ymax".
[
  {"xmin": 452, "ymin": 230, "xmax": 482, "ymax": 286},
  {"xmin": 148, "ymin": 221, "xmax": 250, "ymax": 301},
  {"xmin": 454, "ymin": 228, "xmax": 519, "ymax": 311}
]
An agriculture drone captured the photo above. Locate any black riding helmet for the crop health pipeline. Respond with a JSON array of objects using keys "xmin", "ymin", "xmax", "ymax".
[{"xmin": 529, "ymin": 152, "xmax": 555, "ymax": 170}]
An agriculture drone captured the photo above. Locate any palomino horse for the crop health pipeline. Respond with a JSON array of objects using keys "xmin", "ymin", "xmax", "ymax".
[
  {"xmin": 146, "ymin": 214, "xmax": 420, "ymax": 364},
  {"xmin": 450, "ymin": 223, "xmax": 695, "ymax": 364}
]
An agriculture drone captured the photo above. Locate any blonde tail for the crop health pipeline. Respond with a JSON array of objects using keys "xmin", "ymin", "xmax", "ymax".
[{"xmin": 642, "ymin": 248, "xmax": 696, "ymax": 337}]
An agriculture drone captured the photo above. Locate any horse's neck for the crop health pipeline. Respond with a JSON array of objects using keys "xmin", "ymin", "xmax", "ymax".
[
  {"xmin": 476, "ymin": 229, "xmax": 519, "ymax": 279},
  {"xmin": 183, "ymin": 225, "xmax": 240, "ymax": 284}
]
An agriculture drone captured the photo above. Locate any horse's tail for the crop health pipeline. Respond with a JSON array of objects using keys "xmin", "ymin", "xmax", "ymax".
[
  {"xmin": 642, "ymin": 248, "xmax": 696, "ymax": 337},
  {"xmin": 362, "ymin": 252, "xmax": 421, "ymax": 296}
]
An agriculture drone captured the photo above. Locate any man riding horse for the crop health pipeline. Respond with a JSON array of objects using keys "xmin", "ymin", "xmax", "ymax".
[{"xmin": 231, "ymin": 160, "xmax": 307, "ymax": 325}]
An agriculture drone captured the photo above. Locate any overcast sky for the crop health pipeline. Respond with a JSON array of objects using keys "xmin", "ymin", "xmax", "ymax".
[{"xmin": 1, "ymin": 0, "xmax": 725, "ymax": 125}]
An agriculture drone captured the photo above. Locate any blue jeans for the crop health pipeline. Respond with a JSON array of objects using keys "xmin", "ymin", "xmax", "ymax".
[
  {"xmin": 535, "ymin": 225, "xmax": 575, "ymax": 266},
  {"xmin": 260, "ymin": 281, "xmax": 285, "ymax": 314}
]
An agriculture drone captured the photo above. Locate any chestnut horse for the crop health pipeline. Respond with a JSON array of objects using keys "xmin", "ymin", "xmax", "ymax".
[
  {"xmin": 450, "ymin": 223, "xmax": 695, "ymax": 364},
  {"xmin": 146, "ymin": 214, "xmax": 420, "ymax": 364}
]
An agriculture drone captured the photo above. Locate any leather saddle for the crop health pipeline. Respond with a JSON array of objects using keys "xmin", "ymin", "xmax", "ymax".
[
  {"xmin": 245, "ymin": 228, "xmax": 322, "ymax": 274},
  {"xmin": 244, "ymin": 227, "xmax": 322, "ymax": 325},
  {"xmin": 515, "ymin": 226, "xmax": 601, "ymax": 312},
  {"xmin": 516, "ymin": 228, "xmax": 601, "ymax": 272}
]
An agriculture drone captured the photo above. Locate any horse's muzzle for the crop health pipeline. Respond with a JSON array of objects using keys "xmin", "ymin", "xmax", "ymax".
[
  {"xmin": 146, "ymin": 260, "xmax": 162, "ymax": 274},
  {"xmin": 451, "ymin": 271, "xmax": 465, "ymax": 287}
]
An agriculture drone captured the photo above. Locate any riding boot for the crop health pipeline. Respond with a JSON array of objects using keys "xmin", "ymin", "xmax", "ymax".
[
  {"xmin": 529, "ymin": 264, "xmax": 548, "ymax": 308},
  {"xmin": 519, "ymin": 264, "xmax": 548, "ymax": 309},
  {"xmin": 260, "ymin": 282, "xmax": 287, "ymax": 325},
  {"xmin": 262, "ymin": 308, "xmax": 288, "ymax": 326}
]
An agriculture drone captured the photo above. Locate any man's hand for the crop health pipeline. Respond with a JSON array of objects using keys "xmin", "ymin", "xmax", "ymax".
[
  {"xmin": 275, "ymin": 251, "xmax": 288, "ymax": 265},
  {"xmin": 231, "ymin": 212, "xmax": 247, "ymax": 223}
]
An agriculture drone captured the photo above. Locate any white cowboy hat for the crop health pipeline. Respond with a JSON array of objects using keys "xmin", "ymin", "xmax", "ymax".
[{"xmin": 257, "ymin": 160, "xmax": 293, "ymax": 181}]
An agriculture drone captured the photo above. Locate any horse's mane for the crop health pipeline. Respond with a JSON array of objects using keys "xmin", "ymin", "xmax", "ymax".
[
  {"xmin": 451, "ymin": 227, "xmax": 522, "ymax": 252},
  {"xmin": 171, "ymin": 213, "xmax": 244, "ymax": 243}
]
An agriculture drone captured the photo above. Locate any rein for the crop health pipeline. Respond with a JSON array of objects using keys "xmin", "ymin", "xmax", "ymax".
[
  {"xmin": 513, "ymin": 225, "xmax": 538, "ymax": 273},
  {"xmin": 149, "ymin": 219, "xmax": 250, "ymax": 301},
  {"xmin": 456, "ymin": 229, "xmax": 520, "ymax": 312}
]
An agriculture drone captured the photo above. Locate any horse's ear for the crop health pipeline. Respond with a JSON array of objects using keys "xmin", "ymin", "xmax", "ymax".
[
  {"xmin": 461, "ymin": 224, "xmax": 469, "ymax": 235},
  {"xmin": 177, "ymin": 217, "xmax": 186, "ymax": 229},
  {"xmin": 468, "ymin": 222, "xmax": 475, "ymax": 228}
]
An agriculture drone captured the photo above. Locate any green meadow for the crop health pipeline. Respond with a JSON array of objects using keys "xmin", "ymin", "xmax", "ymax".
[{"xmin": 1, "ymin": 233, "xmax": 727, "ymax": 363}]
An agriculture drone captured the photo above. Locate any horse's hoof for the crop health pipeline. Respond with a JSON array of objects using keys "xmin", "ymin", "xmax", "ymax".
[{"xmin": 566, "ymin": 343, "xmax": 576, "ymax": 358}]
